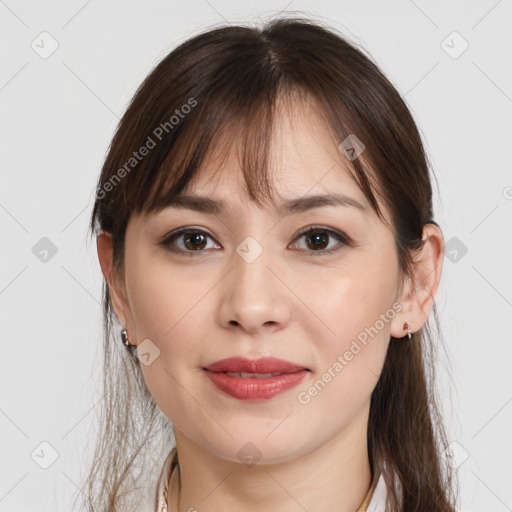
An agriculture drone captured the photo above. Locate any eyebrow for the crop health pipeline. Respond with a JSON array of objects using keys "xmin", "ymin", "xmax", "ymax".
[
  {"xmin": 158, "ymin": 193, "xmax": 371, "ymax": 217},
  {"xmin": 157, "ymin": 192, "xmax": 370, "ymax": 217}
]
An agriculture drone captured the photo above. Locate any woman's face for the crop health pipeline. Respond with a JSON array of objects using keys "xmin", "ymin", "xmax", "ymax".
[{"xmin": 108, "ymin": 100, "xmax": 407, "ymax": 465}]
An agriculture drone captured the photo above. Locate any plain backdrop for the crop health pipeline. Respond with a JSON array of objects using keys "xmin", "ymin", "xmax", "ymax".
[{"xmin": 1, "ymin": 1, "xmax": 511, "ymax": 511}]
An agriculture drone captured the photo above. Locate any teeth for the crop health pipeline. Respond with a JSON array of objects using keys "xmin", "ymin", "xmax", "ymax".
[{"xmin": 224, "ymin": 371, "xmax": 284, "ymax": 378}]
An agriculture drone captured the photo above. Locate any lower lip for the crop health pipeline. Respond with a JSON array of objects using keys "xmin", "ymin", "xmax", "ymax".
[{"xmin": 204, "ymin": 369, "xmax": 309, "ymax": 400}]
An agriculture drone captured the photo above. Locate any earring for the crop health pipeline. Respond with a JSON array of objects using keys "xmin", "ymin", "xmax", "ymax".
[
  {"xmin": 402, "ymin": 321, "xmax": 412, "ymax": 340},
  {"xmin": 121, "ymin": 328, "xmax": 136, "ymax": 354}
]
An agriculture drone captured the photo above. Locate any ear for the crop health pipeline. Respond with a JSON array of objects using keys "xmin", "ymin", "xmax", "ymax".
[
  {"xmin": 96, "ymin": 231, "xmax": 130, "ymax": 328},
  {"xmin": 390, "ymin": 223, "xmax": 445, "ymax": 338}
]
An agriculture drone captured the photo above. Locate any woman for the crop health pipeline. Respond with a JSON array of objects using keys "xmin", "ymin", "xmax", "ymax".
[{"xmin": 83, "ymin": 16, "xmax": 458, "ymax": 512}]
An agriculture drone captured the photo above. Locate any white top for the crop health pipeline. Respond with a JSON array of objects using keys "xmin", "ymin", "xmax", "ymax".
[
  {"xmin": 366, "ymin": 472, "xmax": 388, "ymax": 512},
  {"xmin": 154, "ymin": 448, "xmax": 389, "ymax": 512}
]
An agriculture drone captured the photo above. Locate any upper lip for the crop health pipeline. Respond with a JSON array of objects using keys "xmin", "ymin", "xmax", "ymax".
[{"xmin": 204, "ymin": 357, "xmax": 309, "ymax": 373}]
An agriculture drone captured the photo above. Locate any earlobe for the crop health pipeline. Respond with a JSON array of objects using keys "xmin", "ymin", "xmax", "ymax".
[
  {"xmin": 96, "ymin": 231, "xmax": 128, "ymax": 326},
  {"xmin": 390, "ymin": 273, "xmax": 416, "ymax": 339},
  {"xmin": 390, "ymin": 223, "xmax": 445, "ymax": 338}
]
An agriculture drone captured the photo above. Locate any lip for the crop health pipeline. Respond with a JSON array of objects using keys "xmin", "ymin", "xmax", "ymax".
[
  {"xmin": 204, "ymin": 369, "xmax": 309, "ymax": 400},
  {"xmin": 203, "ymin": 357, "xmax": 310, "ymax": 401},
  {"xmin": 204, "ymin": 356, "xmax": 308, "ymax": 374}
]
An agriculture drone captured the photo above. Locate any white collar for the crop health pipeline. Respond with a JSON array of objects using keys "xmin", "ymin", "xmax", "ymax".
[{"xmin": 366, "ymin": 472, "xmax": 388, "ymax": 511}]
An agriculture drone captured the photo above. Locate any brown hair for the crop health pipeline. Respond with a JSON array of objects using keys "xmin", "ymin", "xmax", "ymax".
[{"xmin": 81, "ymin": 15, "xmax": 458, "ymax": 511}]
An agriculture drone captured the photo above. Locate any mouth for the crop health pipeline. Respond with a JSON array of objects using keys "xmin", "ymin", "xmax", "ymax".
[{"xmin": 203, "ymin": 368, "xmax": 310, "ymax": 401}]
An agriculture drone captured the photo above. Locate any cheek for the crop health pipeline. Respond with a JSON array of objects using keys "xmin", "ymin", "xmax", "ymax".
[
  {"xmin": 130, "ymin": 258, "xmax": 211, "ymax": 426},
  {"xmin": 293, "ymin": 254, "xmax": 396, "ymax": 399},
  {"xmin": 126, "ymin": 254, "xmax": 215, "ymax": 403},
  {"xmin": 126, "ymin": 253, "xmax": 211, "ymax": 343},
  {"xmin": 296, "ymin": 252, "xmax": 398, "ymax": 346},
  {"xmin": 294, "ymin": 279, "xmax": 391, "ymax": 425}
]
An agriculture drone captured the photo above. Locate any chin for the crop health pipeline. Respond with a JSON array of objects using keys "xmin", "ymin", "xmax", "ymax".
[{"xmin": 200, "ymin": 428, "xmax": 313, "ymax": 467}]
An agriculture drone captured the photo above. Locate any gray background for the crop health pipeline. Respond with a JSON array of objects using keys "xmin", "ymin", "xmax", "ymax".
[{"xmin": 1, "ymin": 1, "xmax": 511, "ymax": 510}]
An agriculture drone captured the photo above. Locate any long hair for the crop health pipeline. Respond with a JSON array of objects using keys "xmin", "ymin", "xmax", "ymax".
[{"xmin": 80, "ymin": 15, "xmax": 458, "ymax": 511}]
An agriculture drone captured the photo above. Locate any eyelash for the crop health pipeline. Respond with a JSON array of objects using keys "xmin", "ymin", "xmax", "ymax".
[{"xmin": 159, "ymin": 225, "xmax": 350, "ymax": 258}]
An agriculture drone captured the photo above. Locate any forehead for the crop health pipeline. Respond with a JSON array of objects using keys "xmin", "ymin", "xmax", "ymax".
[{"xmin": 183, "ymin": 95, "xmax": 367, "ymax": 208}]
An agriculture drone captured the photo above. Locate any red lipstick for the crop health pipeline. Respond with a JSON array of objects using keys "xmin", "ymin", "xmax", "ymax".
[{"xmin": 203, "ymin": 357, "xmax": 309, "ymax": 400}]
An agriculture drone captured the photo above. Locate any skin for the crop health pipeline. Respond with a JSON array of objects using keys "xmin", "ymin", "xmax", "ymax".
[{"xmin": 97, "ymin": 97, "xmax": 444, "ymax": 512}]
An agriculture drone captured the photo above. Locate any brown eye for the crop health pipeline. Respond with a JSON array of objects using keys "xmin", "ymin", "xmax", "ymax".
[
  {"xmin": 292, "ymin": 227, "xmax": 349, "ymax": 256},
  {"xmin": 161, "ymin": 228, "xmax": 219, "ymax": 254},
  {"xmin": 183, "ymin": 232, "xmax": 207, "ymax": 250},
  {"xmin": 160, "ymin": 225, "xmax": 349, "ymax": 257},
  {"xmin": 305, "ymin": 231, "xmax": 329, "ymax": 250}
]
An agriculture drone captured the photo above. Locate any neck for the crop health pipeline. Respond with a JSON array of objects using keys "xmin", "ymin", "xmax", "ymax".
[{"xmin": 168, "ymin": 403, "xmax": 372, "ymax": 512}]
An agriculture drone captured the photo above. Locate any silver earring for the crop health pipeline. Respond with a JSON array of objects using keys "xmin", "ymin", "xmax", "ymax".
[
  {"xmin": 121, "ymin": 328, "xmax": 136, "ymax": 354},
  {"xmin": 402, "ymin": 321, "xmax": 412, "ymax": 340}
]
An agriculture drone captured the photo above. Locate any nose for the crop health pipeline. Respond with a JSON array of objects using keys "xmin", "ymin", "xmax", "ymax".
[{"xmin": 217, "ymin": 241, "xmax": 292, "ymax": 334}]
